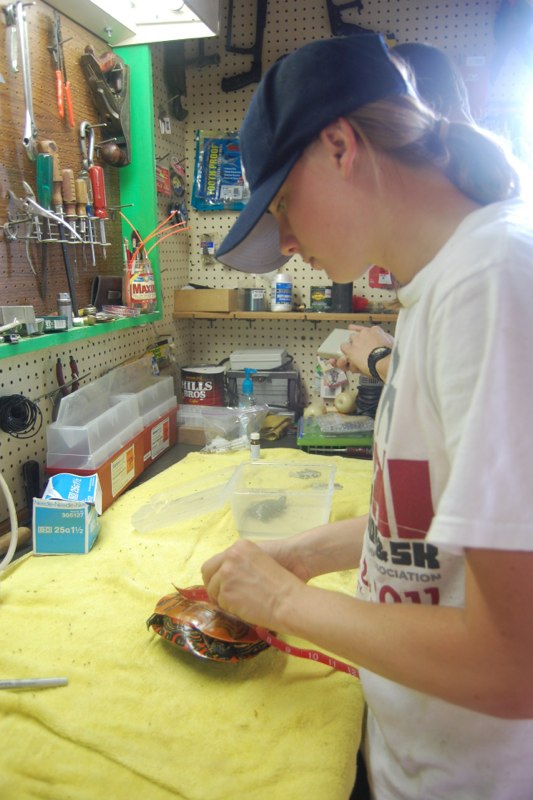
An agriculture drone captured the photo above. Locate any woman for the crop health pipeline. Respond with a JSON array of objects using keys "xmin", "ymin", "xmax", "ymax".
[
  {"xmin": 338, "ymin": 41, "xmax": 474, "ymax": 384},
  {"xmin": 203, "ymin": 35, "xmax": 533, "ymax": 798}
]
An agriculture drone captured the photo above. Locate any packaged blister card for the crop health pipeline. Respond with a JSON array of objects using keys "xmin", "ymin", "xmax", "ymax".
[{"xmin": 191, "ymin": 130, "xmax": 250, "ymax": 211}]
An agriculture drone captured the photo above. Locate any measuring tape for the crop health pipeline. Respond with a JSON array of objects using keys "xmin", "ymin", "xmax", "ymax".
[
  {"xmin": 253, "ymin": 627, "xmax": 359, "ymax": 679},
  {"xmin": 179, "ymin": 586, "xmax": 359, "ymax": 679}
]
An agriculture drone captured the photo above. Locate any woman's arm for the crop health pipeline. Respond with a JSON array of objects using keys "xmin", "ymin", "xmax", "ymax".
[
  {"xmin": 256, "ymin": 514, "xmax": 368, "ymax": 582},
  {"xmin": 202, "ymin": 543, "xmax": 533, "ymax": 719}
]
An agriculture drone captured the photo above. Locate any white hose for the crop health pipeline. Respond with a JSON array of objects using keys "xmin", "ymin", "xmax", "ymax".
[{"xmin": 0, "ymin": 473, "xmax": 19, "ymax": 571}]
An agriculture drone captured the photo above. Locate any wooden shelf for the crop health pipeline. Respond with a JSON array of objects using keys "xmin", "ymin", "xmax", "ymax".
[{"xmin": 173, "ymin": 311, "xmax": 398, "ymax": 322}]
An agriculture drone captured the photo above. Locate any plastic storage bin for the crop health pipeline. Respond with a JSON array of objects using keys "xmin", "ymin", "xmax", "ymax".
[
  {"xmin": 47, "ymin": 386, "xmax": 142, "ymax": 466},
  {"xmin": 108, "ymin": 360, "xmax": 176, "ymax": 426},
  {"xmin": 230, "ymin": 461, "xmax": 336, "ymax": 540}
]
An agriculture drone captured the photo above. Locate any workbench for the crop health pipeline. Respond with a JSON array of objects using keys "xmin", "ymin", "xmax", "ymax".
[{"xmin": 0, "ymin": 448, "xmax": 372, "ymax": 800}]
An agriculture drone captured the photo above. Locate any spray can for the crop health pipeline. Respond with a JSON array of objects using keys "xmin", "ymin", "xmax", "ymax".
[{"xmin": 270, "ymin": 270, "xmax": 293, "ymax": 312}]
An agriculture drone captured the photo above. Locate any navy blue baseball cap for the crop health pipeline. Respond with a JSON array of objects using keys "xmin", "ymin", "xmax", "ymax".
[{"xmin": 216, "ymin": 34, "xmax": 408, "ymax": 273}]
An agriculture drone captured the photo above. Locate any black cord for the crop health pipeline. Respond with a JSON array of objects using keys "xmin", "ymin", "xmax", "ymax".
[{"xmin": 0, "ymin": 394, "xmax": 43, "ymax": 439}]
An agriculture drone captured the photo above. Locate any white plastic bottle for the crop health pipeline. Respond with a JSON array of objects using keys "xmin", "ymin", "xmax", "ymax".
[{"xmin": 270, "ymin": 270, "xmax": 293, "ymax": 312}]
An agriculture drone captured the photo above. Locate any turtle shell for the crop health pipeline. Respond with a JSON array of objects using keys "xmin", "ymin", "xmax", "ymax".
[{"xmin": 147, "ymin": 586, "xmax": 270, "ymax": 662}]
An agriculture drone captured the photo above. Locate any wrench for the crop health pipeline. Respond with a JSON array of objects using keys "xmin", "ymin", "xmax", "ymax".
[
  {"xmin": 3, "ymin": 4, "xmax": 18, "ymax": 72},
  {"xmin": 13, "ymin": 2, "xmax": 38, "ymax": 160}
]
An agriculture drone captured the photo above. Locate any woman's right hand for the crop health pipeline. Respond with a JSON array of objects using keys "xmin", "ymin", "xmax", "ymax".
[{"xmin": 335, "ymin": 324, "xmax": 394, "ymax": 376}]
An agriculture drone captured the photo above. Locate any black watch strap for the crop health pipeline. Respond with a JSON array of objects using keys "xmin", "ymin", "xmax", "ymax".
[{"xmin": 367, "ymin": 346, "xmax": 392, "ymax": 382}]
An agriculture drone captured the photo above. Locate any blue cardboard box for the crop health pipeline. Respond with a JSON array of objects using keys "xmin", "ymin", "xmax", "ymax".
[{"xmin": 33, "ymin": 474, "xmax": 102, "ymax": 555}]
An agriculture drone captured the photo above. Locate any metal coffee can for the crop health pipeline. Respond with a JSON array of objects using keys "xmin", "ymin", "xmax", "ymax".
[
  {"xmin": 244, "ymin": 287, "xmax": 266, "ymax": 311},
  {"xmin": 309, "ymin": 286, "xmax": 332, "ymax": 312}
]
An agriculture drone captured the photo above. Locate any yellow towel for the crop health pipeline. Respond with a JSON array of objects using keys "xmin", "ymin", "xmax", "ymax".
[{"xmin": 0, "ymin": 449, "xmax": 372, "ymax": 800}]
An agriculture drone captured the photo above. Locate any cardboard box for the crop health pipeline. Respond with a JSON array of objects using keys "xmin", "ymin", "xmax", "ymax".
[
  {"xmin": 142, "ymin": 404, "xmax": 178, "ymax": 467},
  {"xmin": 176, "ymin": 425, "xmax": 206, "ymax": 446},
  {"xmin": 47, "ymin": 430, "xmax": 145, "ymax": 512},
  {"xmin": 33, "ymin": 474, "xmax": 102, "ymax": 555},
  {"xmin": 174, "ymin": 289, "xmax": 242, "ymax": 313}
]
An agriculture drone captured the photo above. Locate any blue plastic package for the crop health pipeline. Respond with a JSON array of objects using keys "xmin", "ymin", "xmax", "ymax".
[{"xmin": 191, "ymin": 130, "xmax": 250, "ymax": 211}]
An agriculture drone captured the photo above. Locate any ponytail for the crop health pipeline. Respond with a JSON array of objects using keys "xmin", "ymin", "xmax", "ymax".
[{"xmin": 348, "ymin": 95, "xmax": 521, "ymax": 205}]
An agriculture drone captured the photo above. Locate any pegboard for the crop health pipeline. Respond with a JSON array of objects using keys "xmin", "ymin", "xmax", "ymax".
[{"xmin": 0, "ymin": 21, "xmax": 191, "ymax": 526}]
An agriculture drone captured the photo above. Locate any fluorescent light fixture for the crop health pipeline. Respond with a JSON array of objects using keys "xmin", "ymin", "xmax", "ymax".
[{"xmin": 46, "ymin": 0, "xmax": 219, "ymax": 45}]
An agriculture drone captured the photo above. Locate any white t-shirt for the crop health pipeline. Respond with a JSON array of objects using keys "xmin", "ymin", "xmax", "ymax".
[{"xmin": 356, "ymin": 199, "xmax": 533, "ymax": 799}]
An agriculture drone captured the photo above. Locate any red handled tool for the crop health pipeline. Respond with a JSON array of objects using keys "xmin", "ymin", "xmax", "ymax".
[
  {"xmin": 88, "ymin": 164, "xmax": 107, "ymax": 260},
  {"xmin": 49, "ymin": 11, "xmax": 74, "ymax": 127}
]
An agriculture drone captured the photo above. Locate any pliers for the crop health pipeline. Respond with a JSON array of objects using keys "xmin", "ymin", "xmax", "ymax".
[
  {"xmin": 6, "ymin": 181, "xmax": 82, "ymax": 241},
  {"xmin": 56, "ymin": 355, "xmax": 80, "ymax": 398}
]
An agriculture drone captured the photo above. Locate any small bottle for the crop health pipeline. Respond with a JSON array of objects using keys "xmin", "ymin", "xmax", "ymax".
[
  {"xmin": 250, "ymin": 432, "xmax": 261, "ymax": 461},
  {"xmin": 57, "ymin": 292, "xmax": 73, "ymax": 329},
  {"xmin": 239, "ymin": 368, "xmax": 257, "ymax": 407},
  {"xmin": 270, "ymin": 270, "xmax": 293, "ymax": 312}
]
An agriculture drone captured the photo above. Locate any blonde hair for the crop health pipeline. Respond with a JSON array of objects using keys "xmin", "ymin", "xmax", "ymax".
[{"xmin": 347, "ymin": 94, "xmax": 521, "ymax": 205}]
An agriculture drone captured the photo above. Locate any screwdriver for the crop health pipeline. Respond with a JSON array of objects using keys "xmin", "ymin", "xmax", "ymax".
[
  {"xmin": 88, "ymin": 165, "xmax": 107, "ymax": 260},
  {"xmin": 36, "ymin": 152, "xmax": 53, "ymax": 299},
  {"xmin": 62, "ymin": 168, "xmax": 78, "ymax": 275},
  {"xmin": 75, "ymin": 178, "xmax": 89, "ymax": 268},
  {"xmin": 39, "ymin": 140, "xmax": 79, "ymax": 315}
]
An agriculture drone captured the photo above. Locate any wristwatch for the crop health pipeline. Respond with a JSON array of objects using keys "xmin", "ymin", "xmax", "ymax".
[{"xmin": 367, "ymin": 346, "xmax": 392, "ymax": 382}]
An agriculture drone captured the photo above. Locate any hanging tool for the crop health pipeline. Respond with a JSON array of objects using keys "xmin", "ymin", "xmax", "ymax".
[
  {"xmin": 3, "ymin": 3, "xmax": 18, "ymax": 72},
  {"xmin": 88, "ymin": 165, "xmax": 107, "ymax": 260},
  {"xmin": 55, "ymin": 355, "xmax": 79, "ymax": 397},
  {"xmin": 221, "ymin": 0, "xmax": 268, "ymax": 92},
  {"xmin": 325, "ymin": 0, "xmax": 372, "ymax": 36},
  {"xmin": 7, "ymin": 181, "xmax": 80, "ymax": 240},
  {"xmin": 79, "ymin": 46, "xmax": 131, "ymax": 166},
  {"xmin": 62, "ymin": 168, "xmax": 78, "ymax": 277},
  {"xmin": 49, "ymin": 10, "xmax": 74, "ymax": 127},
  {"xmin": 74, "ymin": 178, "xmax": 88, "ymax": 269},
  {"xmin": 79, "ymin": 121, "xmax": 97, "ymax": 266},
  {"xmin": 163, "ymin": 41, "xmax": 188, "ymax": 121},
  {"xmin": 53, "ymin": 355, "xmax": 80, "ymax": 420},
  {"xmin": 36, "ymin": 153, "xmax": 54, "ymax": 299},
  {"xmin": 4, "ymin": 2, "xmax": 39, "ymax": 159},
  {"xmin": 39, "ymin": 140, "xmax": 80, "ymax": 315}
]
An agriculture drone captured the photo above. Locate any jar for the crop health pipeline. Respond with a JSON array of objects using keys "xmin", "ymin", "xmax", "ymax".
[
  {"xmin": 57, "ymin": 292, "xmax": 73, "ymax": 329},
  {"xmin": 250, "ymin": 432, "xmax": 261, "ymax": 461}
]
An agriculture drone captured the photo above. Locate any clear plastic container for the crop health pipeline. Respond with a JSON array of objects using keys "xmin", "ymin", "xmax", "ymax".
[
  {"xmin": 230, "ymin": 461, "xmax": 335, "ymax": 540},
  {"xmin": 131, "ymin": 466, "xmax": 238, "ymax": 532},
  {"xmin": 47, "ymin": 394, "xmax": 141, "ymax": 457}
]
